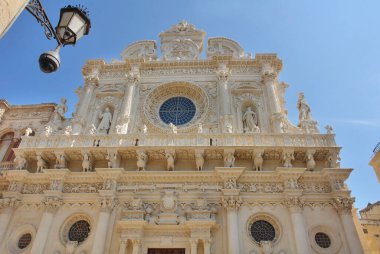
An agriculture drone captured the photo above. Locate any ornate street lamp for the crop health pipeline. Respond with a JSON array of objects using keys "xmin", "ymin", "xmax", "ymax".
[{"xmin": 25, "ymin": 1, "xmax": 91, "ymax": 73}]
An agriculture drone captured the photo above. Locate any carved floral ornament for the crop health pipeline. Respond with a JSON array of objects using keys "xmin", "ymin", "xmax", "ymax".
[{"xmin": 142, "ymin": 82, "xmax": 210, "ymax": 132}]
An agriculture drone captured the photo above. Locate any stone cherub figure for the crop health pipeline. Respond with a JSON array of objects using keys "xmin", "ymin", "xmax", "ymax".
[
  {"xmin": 243, "ymin": 106, "xmax": 258, "ymax": 133},
  {"xmin": 169, "ymin": 122, "xmax": 178, "ymax": 134},
  {"xmin": 97, "ymin": 107, "xmax": 113, "ymax": 134}
]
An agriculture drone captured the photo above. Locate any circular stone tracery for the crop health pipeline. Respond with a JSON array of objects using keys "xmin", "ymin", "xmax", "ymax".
[
  {"xmin": 159, "ymin": 97, "xmax": 196, "ymax": 125},
  {"xmin": 68, "ymin": 220, "xmax": 90, "ymax": 244},
  {"xmin": 250, "ymin": 220, "xmax": 276, "ymax": 243},
  {"xmin": 17, "ymin": 233, "xmax": 32, "ymax": 249},
  {"xmin": 315, "ymin": 232, "xmax": 331, "ymax": 248},
  {"xmin": 143, "ymin": 82, "xmax": 209, "ymax": 132}
]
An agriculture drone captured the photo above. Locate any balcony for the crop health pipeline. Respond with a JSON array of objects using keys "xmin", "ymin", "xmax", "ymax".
[{"xmin": 18, "ymin": 133, "xmax": 337, "ymax": 150}]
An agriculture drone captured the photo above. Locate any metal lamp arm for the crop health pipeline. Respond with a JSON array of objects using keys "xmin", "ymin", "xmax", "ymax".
[{"xmin": 25, "ymin": 0, "xmax": 61, "ymax": 46}]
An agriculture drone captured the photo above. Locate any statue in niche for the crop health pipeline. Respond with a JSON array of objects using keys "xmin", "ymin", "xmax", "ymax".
[
  {"xmin": 97, "ymin": 107, "xmax": 113, "ymax": 134},
  {"xmin": 297, "ymin": 92, "xmax": 312, "ymax": 121},
  {"xmin": 226, "ymin": 122, "xmax": 233, "ymax": 133},
  {"xmin": 52, "ymin": 98, "xmax": 68, "ymax": 127},
  {"xmin": 242, "ymin": 107, "xmax": 258, "ymax": 133}
]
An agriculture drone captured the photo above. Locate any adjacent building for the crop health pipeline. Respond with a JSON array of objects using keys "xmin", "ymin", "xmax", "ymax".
[{"xmin": 0, "ymin": 21, "xmax": 365, "ymax": 254}]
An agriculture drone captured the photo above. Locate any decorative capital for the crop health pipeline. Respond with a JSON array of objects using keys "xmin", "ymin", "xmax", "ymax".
[
  {"xmin": 43, "ymin": 196, "xmax": 63, "ymax": 213},
  {"xmin": 262, "ymin": 72, "xmax": 276, "ymax": 84},
  {"xmin": 283, "ymin": 196, "xmax": 304, "ymax": 212},
  {"xmin": 99, "ymin": 196, "xmax": 117, "ymax": 212},
  {"xmin": 0, "ymin": 197, "xmax": 19, "ymax": 210},
  {"xmin": 216, "ymin": 68, "xmax": 231, "ymax": 83},
  {"xmin": 221, "ymin": 196, "xmax": 242, "ymax": 211},
  {"xmin": 126, "ymin": 71, "xmax": 141, "ymax": 84},
  {"xmin": 332, "ymin": 196, "xmax": 354, "ymax": 214}
]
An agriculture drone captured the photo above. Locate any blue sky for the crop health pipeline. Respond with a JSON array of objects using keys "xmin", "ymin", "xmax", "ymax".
[{"xmin": 1, "ymin": 0, "xmax": 379, "ymax": 210}]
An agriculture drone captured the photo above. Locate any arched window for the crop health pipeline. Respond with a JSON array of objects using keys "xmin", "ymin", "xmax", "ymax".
[{"xmin": 0, "ymin": 132, "xmax": 19, "ymax": 162}]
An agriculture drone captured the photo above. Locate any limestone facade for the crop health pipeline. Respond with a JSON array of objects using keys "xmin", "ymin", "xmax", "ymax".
[
  {"xmin": 0, "ymin": 21, "xmax": 364, "ymax": 254},
  {"xmin": 0, "ymin": 0, "xmax": 28, "ymax": 39}
]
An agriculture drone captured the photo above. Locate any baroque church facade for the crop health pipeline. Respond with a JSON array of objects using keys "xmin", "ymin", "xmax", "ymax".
[{"xmin": 0, "ymin": 21, "xmax": 364, "ymax": 254}]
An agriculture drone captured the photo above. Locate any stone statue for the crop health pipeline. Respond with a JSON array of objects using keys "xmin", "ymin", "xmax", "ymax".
[
  {"xmin": 243, "ymin": 107, "xmax": 258, "ymax": 133},
  {"xmin": 143, "ymin": 124, "xmax": 148, "ymax": 134},
  {"xmin": 137, "ymin": 151, "xmax": 148, "ymax": 171},
  {"xmin": 89, "ymin": 124, "xmax": 97, "ymax": 135},
  {"xmin": 195, "ymin": 151, "xmax": 204, "ymax": 171},
  {"xmin": 64, "ymin": 126, "xmax": 72, "ymax": 135},
  {"xmin": 297, "ymin": 92, "xmax": 312, "ymax": 121},
  {"xmin": 197, "ymin": 123, "xmax": 203, "ymax": 134},
  {"xmin": 253, "ymin": 151, "xmax": 263, "ymax": 171},
  {"xmin": 24, "ymin": 127, "xmax": 33, "ymax": 136},
  {"xmin": 305, "ymin": 151, "xmax": 316, "ymax": 171},
  {"xmin": 15, "ymin": 155, "xmax": 27, "ymax": 170},
  {"xmin": 166, "ymin": 152, "xmax": 175, "ymax": 171},
  {"xmin": 52, "ymin": 98, "xmax": 68, "ymax": 127},
  {"xmin": 55, "ymin": 154, "xmax": 66, "ymax": 169},
  {"xmin": 36, "ymin": 155, "xmax": 47, "ymax": 172},
  {"xmin": 224, "ymin": 152, "xmax": 235, "ymax": 167},
  {"xmin": 325, "ymin": 125, "xmax": 333, "ymax": 134},
  {"xmin": 97, "ymin": 107, "xmax": 113, "ymax": 134},
  {"xmin": 169, "ymin": 123, "xmax": 177, "ymax": 134},
  {"xmin": 259, "ymin": 240, "xmax": 274, "ymax": 254},
  {"xmin": 282, "ymin": 151, "xmax": 294, "ymax": 168},
  {"xmin": 82, "ymin": 153, "xmax": 92, "ymax": 172},
  {"xmin": 44, "ymin": 125, "xmax": 53, "ymax": 136},
  {"xmin": 226, "ymin": 122, "xmax": 233, "ymax": 133},
  {"xmin": 106, "ymin": 152, "xmax": 119, "ymax": 168}
]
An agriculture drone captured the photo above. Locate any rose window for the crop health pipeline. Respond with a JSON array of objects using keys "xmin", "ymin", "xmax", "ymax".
[
  {"xmin": 68, "ymin": 220, "xmax": 90, "ymax": 244},
  {"xmin": 18, "ymin": 233, "xmax": 32, "ymax": 249},
  {"xmin": 315, "ymin": 232, "xmax": 331, "ymax": 248},
  {"xmin": 159, "ymin": 97, "xmax": 196, "ymax": 125},
  {"xmin": 250, "ymin": 220, "xmax": 276, "ymax": 243}
]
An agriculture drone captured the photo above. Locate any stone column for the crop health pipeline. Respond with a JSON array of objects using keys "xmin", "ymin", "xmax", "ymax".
[
  {"xmin": 222, "ymin": 196, "xmax": 242, "ymax": 254},
  {"xmin": 216, "ymin": 62, "xmax": 233, "ymax": 131},
  {"xmin": 0, "ymin": 198, "xmax": 18, "ymax": 244},
  {"xmin": 118, "ymin": 238, "xmax": 128, "ymax": 254},
  {"xmin": 30, "ymin": 197, "xmax": 62, "ymax": 254},
  {"xmin": 215, "ymin": 167, "xmax": 245, "ymax": 254},
  {"xmin": 91, "ymin": 196, "xmax": 116, "ymax": 254},
  {"xmin": 203, "ymin": 239, "xmax": 211, "ymax": 254},
  {"xmin": 72, "ymin": 82, "xmax": 97, "ymax": 134},
  {"xmin": 131, "ymin": 239, "xmax": 141, "ymax": 254},
  {"xmin": 118, "ymin": 66, "xmax": 140, "ymax": 134},
  {"xmin": 262, "ymin": 72, "xmax": 281, "ymax": 114},
  {"xmin": 333, "ymin": 197, "xmax": 364, "ymax": 254},
  {"xmin": 190, "ymin": 239, "xmax": 198, "ymax": 254},
  {"xmin": 285, "ymin": 197, "xmax": 312, "ymax": 254}
]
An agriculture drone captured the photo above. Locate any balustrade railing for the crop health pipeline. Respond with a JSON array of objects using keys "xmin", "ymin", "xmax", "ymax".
[
  {"xmin": 0, "ymin": 161, "xmax": 15, "ymax": 174},
  {"xmin": 18, "ymin": 133, "xmax": 337, "ymax": 150}
]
